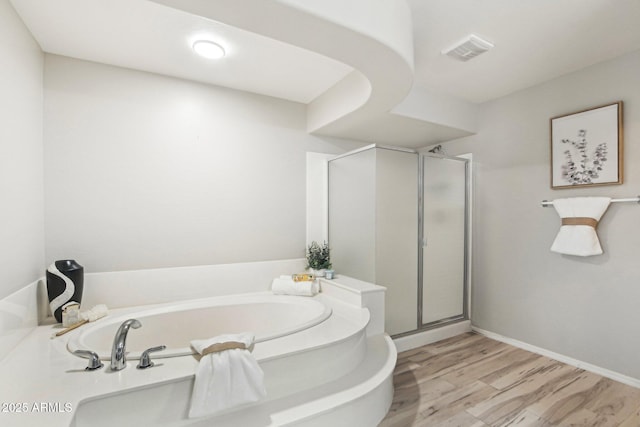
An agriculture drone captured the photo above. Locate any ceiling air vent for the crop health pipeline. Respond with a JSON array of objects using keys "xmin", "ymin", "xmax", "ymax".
[{"xmin": 442, "ymin": 34, "xmax": 494, "ymax": 62}]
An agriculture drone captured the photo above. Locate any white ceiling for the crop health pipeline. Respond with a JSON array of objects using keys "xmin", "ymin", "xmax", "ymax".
[
  {"xmin": 10, "ymin": 0, "xmax": 353, "ymax": 104},
  {"xmin": 10, "ymin": 0, "xmax": 640, "ymax": 143},
  {"xmin": 409, "ymin": 0, "xmax": 640, "ymax": 103}
]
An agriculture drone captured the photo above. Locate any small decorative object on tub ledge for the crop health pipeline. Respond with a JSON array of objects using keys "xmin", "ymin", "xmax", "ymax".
[
  {"xmin": 271, "ymin": 275, "xmax": 319, "ymax": 296},
  {"xmin": 306, "ymin": 240, "xmax": 332, "ymax": 277},
  {"xmin": 46, "ymin": 259, "xmax": 84, "ymax": 323},
  {"xmin": 292, "ymin": 273, "xmax": 315, "ymax": 282},
  {"xmin": 61, "ymin": 301, "xmax": 80, "ymax": 327},
  {"xmin": 189, "ymin": 333, "xmax": 266, "ymax": 418},
  {"xmin": 52, "ymin": 304, "xmax": 109, "ymax": 338},
  {"xmin": 540, "ymin": 196, "xmax": 635, "ymax": 256}
]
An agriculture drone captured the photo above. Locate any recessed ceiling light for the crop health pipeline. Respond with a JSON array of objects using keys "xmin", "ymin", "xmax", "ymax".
[{"xmin": 192, "ymin": 40, "xmax": 226, "ymax": 59}]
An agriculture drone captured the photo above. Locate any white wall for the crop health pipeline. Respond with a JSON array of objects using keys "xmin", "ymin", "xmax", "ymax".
[
  {"xmin": 43, "ymin": 55, "xmax": 364, "ymax": 273},
  {"xmin": 445, "ymin": 49, "xmax": 640, "ymax": 379},
  {"xmin": 0, "ymin": 0, "xmax": 44, "ymax": 299}
]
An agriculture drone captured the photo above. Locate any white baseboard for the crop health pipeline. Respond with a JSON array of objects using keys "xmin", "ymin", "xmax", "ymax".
[
  {"xmin": 393, "ymin": 320, "xmax": 471, "ymax": 353},
  {"xmin": 472, "ymin": 326, "xmax": 640, "ymax": 389}
]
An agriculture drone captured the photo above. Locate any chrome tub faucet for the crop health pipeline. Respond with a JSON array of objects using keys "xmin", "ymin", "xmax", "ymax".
[{"xmin": 111, "ymin": 319, "xmax": 141, "ymax": 371}]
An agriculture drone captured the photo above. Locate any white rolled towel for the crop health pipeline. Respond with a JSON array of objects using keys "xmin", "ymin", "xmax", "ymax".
[
  {"xmin": 189, "ymin": 333, "xmax": 266, "ymax": 418},
  {"xmin": 271, "ymin": 276, "xmax": 319, "ymax": 296},
  {"xmin": 550, "ymin": 197, "xmax": 611, "ymax": 256}
]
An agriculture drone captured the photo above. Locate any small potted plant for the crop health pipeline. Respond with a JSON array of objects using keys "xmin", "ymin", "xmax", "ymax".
[{"xmin": 306, "ymin": 241, "xmax": 332, "ymax": 277}]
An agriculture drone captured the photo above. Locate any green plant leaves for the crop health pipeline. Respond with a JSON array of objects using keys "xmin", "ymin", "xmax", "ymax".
[{"xmin": 306, "ymin": 241, "xmax": 332, "ymax": 270}]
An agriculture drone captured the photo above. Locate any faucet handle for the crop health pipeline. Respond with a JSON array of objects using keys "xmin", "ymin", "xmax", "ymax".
[
  {"xmin": 137, "ymin": 345, "xmax": 166, "ymax": 369},
  {"xmin": 73, "ymin": 350, "xmax": 104, "ymax": 371}
]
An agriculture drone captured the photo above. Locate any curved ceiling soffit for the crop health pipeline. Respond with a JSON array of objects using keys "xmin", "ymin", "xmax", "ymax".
[{"xmin": 148, "ymin": 0, "xmax": 414, "ymax": 140}]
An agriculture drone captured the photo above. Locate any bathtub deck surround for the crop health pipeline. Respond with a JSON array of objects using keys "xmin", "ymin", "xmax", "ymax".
[
  {"xmin": 74, "ymin": 258, "xmax": 310, "ymax": 310},
  {"xmin": 0, "ymin": 265, "xmax": 395, "ymax": 427},
  {"xmin": 0, "ymin": 279, "xmax": 41, "ymax": 361}
]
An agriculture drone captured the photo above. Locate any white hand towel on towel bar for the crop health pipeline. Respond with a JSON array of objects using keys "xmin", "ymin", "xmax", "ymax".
[
  {"xmin": 271, "ymin": 275, "xmax": 319, "ymax": 296},
  {"xmin": 189, "ymin": 333, "xmax": 266, "ymax": 418},
  {"xmin": 550, "ymin": 197, "xmax": 611, "ymax": 256}
]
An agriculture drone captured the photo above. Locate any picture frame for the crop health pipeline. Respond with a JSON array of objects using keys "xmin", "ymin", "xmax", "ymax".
[{"xmin": 550, "ymin": 101, "xmax": 623, "ymax": 189}]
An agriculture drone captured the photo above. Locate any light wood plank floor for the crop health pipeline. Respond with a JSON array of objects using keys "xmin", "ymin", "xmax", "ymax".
[{"xmin": 379, "ymin": 332, "xmax": 640, "ymax": 427}]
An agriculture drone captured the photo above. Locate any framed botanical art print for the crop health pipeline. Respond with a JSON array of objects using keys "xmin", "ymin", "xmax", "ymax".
[{"xmin": 550, "ymin": 101, "xmax": 623, "ymax": 189}]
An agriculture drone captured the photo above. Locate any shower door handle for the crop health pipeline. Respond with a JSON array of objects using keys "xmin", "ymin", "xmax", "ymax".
[{"xmin": 422, "ymin": 237, "xmax": 428, "ymax": 248}]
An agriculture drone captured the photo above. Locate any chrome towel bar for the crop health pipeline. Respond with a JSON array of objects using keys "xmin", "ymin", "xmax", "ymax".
[{"xmin": 541, "ymin": 196, "xmax": 640, "ymax": 207}]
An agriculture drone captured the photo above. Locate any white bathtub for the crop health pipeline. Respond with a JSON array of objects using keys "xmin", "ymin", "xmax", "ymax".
[{"xmin": 68, "ymin": 293, "xmax": 332, "ymax": 359}]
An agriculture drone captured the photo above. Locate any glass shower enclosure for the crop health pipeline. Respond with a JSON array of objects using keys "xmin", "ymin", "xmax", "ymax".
[{"xmin": 328, "ymin": 145, "xmax": 470, "ymax": 336}]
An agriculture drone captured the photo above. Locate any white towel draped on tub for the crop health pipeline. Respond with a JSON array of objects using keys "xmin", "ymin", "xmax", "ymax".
[
  {"xmin": 550, "ymin": 197, "xmax": 611, "ymax": 256},
  {"xmin": 189, "ymin": 333, "xmax": 266, "ymax": 418},
  {"xmin": 271, "ymin": 275, "xmax": 319, "ymax": 296}
]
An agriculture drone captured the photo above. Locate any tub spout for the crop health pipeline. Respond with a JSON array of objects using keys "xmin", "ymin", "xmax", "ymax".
[{"xmin": 110, "ymin": 319, "xmax": 141, "ymax": 371}]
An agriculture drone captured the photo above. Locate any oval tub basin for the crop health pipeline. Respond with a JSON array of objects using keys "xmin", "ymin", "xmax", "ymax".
[{"xmin": 68, "ymin": 293, "xmax": 332, "ymax": 359}]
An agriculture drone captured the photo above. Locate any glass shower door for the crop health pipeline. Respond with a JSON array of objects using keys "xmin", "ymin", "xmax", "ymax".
[{"xmin": 420, "ymin": 154, "xmax": 469, "ymax": 326}]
